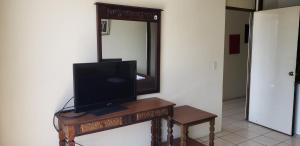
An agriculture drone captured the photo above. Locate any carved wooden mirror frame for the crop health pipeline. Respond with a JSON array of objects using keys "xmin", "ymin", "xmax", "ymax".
[{"xmin": 95, "ymin": 2, "xmax": 162, "ymax": 95}]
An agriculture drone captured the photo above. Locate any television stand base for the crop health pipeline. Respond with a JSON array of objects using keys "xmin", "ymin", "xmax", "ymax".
[{"xmin": 88, "ymin": 105, "xmax": 127, "ymax": 116}]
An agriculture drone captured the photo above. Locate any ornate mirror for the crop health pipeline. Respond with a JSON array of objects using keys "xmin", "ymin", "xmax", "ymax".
[{"xmin": 95, "ymin": 3, "xmax": 162, "ymax": 95}]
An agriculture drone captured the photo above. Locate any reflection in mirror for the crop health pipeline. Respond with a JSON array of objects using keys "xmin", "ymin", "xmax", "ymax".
[
  {"xmin": 102, "ymin": 20, "xmax": 147, "ymax": 74},
  {"xmin": 102, "ymin": 20, "xmax": 158, "ymax": 94}
]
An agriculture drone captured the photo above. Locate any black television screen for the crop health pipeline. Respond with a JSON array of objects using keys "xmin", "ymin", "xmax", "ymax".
[{"xmin": 73, "ymin": 61, "xmax": 136, "ymax": 113}]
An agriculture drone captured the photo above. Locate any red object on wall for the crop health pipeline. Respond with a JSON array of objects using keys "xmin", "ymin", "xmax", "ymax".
[{"xmin": 229, "ymin": 34, "xmax": 240, "ymax": 54}]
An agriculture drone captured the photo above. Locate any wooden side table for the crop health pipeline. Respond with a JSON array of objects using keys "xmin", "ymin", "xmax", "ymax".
[{"xmin": 163, "ymin": 105, "xmax": 217, "ymax": 146}]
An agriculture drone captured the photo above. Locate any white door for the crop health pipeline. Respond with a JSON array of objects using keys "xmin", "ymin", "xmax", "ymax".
[{"xmin": 249, "ymin": 7, "xmax": 300, "ymax": 135}]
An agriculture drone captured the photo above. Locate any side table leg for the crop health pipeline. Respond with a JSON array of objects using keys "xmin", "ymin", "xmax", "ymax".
[
  {"xmin": 209, "ymin": 119, "xmax": 215, "ymax": 146},
  {"xmin": 59, "ymin": 130, "xmax": 65, "ymax": 146},
  {"xmin": 157, "ymin": 118, "xmax": 162, "ymax": 146},
  {"xmin": 167, "ymin": 116, "xmax": 174, "ymax": 146},
  {"xmin": 151, "ymin": 119, "xmax": 158, "ymax": 146},
  {"xmin": 180, "ymin": 126, "xmax": 188, "ymax": 146}
]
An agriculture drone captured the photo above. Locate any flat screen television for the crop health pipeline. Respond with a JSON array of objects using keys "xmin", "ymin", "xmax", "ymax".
[{"xmin": 73, "ymin": 61, "xmax": 137, "ymax": 113}]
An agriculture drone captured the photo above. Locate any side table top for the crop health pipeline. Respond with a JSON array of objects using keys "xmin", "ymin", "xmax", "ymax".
[
  {"xmin": 173, "ymin": 105, "xmax": 217, "ymax": 126},
  {"xmin": 57, "ymin": 97, "xmax": 175, "ymax": 126}
]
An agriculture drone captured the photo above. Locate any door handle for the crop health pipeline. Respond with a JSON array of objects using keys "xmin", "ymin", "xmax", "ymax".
[{"xmin": 289, "ymin": 71, "xmax": 294, "ymax": 76}]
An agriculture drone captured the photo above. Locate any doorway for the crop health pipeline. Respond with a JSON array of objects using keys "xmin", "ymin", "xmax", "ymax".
[{"xmin": 222, "ymin": 8, "xmax": 251, "ymax": 121}]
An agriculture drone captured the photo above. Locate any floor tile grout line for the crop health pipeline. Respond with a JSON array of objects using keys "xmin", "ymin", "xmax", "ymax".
[
  {"xmin": 262, "ymin": 132, "xmax": 292, "ymax": 143},
  {"xmin": 218, "ymin": 130, "xmax": 271, "ymax": 145},
  {"xmin": 275, "ymin": 141, "xmax": 291, "ymax": 146}
]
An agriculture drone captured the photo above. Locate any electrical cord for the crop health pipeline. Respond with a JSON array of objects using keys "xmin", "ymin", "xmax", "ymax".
[
  {"xmin": 53, "ymin": 97, "xmax": 74, "ymax": 132},
  {"xmin": 53, "ymin": 97, "xmax": 86, "ymax": 146}
]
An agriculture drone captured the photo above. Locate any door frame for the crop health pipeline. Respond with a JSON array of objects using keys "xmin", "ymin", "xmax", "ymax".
[
  {"xmin": 245, "ymin": 12, "xmax": 253, "ymax": 121},
  {"xmin": 245, "ymin": 0, "xmax": 263, "ymax": 121},
  {"xmin": 292, "ymin": 20, "xmax": 300, "ymax": 135}
]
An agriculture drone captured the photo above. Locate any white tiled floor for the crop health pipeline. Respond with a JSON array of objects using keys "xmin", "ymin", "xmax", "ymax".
[{"xmin": 197, "ymin": 98, "xmax": 300, "ymax": 146}]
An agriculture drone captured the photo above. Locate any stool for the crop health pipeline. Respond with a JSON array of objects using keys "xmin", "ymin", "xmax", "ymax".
[{"xmin": 172, "ymin": 105, "xmax": 217, "ymax": 146}]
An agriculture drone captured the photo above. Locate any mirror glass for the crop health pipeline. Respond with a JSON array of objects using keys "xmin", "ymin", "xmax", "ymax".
[{"xmin": 102, "ymin": 20, "xmax": 158, "ymax": 94}]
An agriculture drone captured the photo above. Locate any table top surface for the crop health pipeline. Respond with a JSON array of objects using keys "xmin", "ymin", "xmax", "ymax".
[
  {"xmin": 57, "ymin": 97, "xmax": 175, "ymax": 125},
  {"xmin": 173, "ymin": 105, "xmax": 217, "ymax": 125}
]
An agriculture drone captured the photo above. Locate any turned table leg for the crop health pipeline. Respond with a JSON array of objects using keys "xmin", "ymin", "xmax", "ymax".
[
  {"xmin": 65, "ymin": 126, "xmax": 76, "ymax": 146},
  {"xmin": 59, "ymin": 130, "xmax": 65, "ymax": 146},
  {"xmin": 151, "ymin": 118, "xmax": 162, "ymax": 146},
  {"xmin": 58, "ymin": 120, "xmax": 65, "ymax": 146},
  {"xmin": 167, "ymin": 116, "xmax": 174, "ymax": 146},
  {"xmin": 209, "ymin": 119, "xmax": 215, "ymax": 146},
  {"xmin": 157, "ymin": 118, "xmax": 162, "ymax": 146},
  {"xmin": 180, "ymin": 126, "xmax": 188, "ymax": 146},
  {"xmin": 151, "ymin": 119, "xmax": 158, "ymax": 146}
]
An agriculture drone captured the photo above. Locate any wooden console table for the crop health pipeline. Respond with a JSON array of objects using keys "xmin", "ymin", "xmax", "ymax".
[{"xmin": 57, "ymin": 97, "xmax": 175, "ymax": 146}]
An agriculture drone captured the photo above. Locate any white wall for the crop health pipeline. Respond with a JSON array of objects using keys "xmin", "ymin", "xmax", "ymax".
[
  {"xmin": 226, "ymin": 0, "xmax": 256, "ymax": 9},
  {"xmin": 0, "ymin": 0, "xmax": 225, "ymax": 146},
  {"xmin": 223, "ymin": 10, "xmax": 250, "ymax": 100},
  {"xmin": 102, "ymin": 20, "xmax": 147, "ymax": 74}
]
